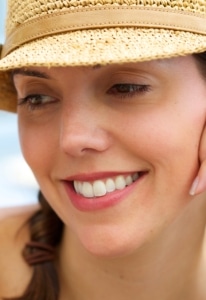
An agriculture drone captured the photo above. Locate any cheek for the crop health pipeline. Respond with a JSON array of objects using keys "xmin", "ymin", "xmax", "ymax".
[
  {"xmin": 117, "ymin": 104, "xmax": 204, "ymax": 176},
  {"xmin": 18, "ymin": 119, "xmax": 57, "ymax": 178}
]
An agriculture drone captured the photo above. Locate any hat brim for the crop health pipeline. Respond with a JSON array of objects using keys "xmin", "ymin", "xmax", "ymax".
[{"xmin": 1, "ymin": 27, "xmax": 206, "ymax": 112}]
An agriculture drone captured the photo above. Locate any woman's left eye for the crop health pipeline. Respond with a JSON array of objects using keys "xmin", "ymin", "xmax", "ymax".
[
  {"xmin": 107, "ymin": 83, "xmax": 150, "ymax": 99},
  {"xmin": 18, "ymin": 94, "xmax": 57, "ymax": 111}
]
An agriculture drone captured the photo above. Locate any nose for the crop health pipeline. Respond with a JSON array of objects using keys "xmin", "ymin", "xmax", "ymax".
[{"xmin": 59, "ymin": 106, "xmax": 111, "ymax": 157}]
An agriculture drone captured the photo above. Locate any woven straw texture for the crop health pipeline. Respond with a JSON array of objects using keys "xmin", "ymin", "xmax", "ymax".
[
  {"xmin": 5, "ymin": 0, "xmax": 206, "ymax": 36},
  {"xmin": 0, "ymin": 0, "xmax": 206, "ymax": 111}
]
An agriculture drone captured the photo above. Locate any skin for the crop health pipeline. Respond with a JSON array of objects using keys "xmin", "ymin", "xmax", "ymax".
[
  {"xmin": 0, "ymin": 206, "xmax": 38, "ymax": 297},
  {"xmin": 2, "ymin": 55, "xmax": 206, "ymax": 299}
]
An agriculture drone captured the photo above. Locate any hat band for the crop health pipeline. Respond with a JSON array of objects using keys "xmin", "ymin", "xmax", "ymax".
[{"xmin": 1, "ymin": 6, "xmax": 206, "ymax": 58}]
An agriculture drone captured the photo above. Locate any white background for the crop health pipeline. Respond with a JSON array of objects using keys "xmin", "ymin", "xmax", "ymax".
[{"xmin": 0, "ymin": 0, "xmax": 38, "ymax": 207}]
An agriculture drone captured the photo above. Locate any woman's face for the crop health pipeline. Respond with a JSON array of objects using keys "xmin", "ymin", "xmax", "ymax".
[{"xmin": 14, "ymin": 56, "xmax": 206, "ymax": 257}]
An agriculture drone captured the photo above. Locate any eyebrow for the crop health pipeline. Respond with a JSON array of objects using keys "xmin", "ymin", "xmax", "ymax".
[
  {"xmin": 12, "ymin": 64, "xmax": 103, "ymax": 80},
  {"xmin": 92, "ymin": 64, "xmax": 102, "ymax": 70},
  {"xmin": 12, "ymin": 69, "xmax": 51, "ymax": 79}
]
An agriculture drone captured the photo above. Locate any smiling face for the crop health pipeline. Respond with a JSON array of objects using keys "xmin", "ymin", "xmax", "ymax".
[{"xmin": 13, "ymin": 56, "xmax": 206, "ymax": 257}]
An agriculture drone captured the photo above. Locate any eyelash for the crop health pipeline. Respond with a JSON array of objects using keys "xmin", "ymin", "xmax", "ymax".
[
  {"xmin": 18, "ymin": 94, "xmax": 56, "ymax": 111},
  {"xmin": 17, "ymin": 83, "xmax": 150, "ymax": 111},
  {"xmin": 107, "ymin": 84, "xmax": 150, "ymax": 99}
]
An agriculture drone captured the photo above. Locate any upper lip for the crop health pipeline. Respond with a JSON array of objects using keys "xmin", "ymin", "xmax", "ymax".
[{"xmin": 62, "ymin": 170, "xmax": 148, "ymax": 182}]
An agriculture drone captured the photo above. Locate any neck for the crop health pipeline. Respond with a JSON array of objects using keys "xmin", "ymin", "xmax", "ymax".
[{"xmin": 58, "ymin": 196, "xmax": 206, "ymax": 300}]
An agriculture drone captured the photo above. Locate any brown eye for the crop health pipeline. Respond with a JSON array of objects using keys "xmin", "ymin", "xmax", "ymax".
[
  {"xmin": 28, "ymin": 95, "xmax": 45, "ymax": 105},
  {"xmin": 107, "ymin": 84, "xmax": 150, "ymax": 98},
  {"xmin": 18, "ymin": 94, "xmax": 57, "ymax": 110}
]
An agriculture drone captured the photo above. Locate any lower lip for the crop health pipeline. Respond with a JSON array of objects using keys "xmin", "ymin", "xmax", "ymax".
[{"xmin": 63, "ymin": 175, "xmax": 145, "ymax": 212}]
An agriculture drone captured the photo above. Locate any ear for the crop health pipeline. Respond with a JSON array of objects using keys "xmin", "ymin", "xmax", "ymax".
[{"xmin": 190, "ymin": 125, "xmax": 206, "ymax": 195}]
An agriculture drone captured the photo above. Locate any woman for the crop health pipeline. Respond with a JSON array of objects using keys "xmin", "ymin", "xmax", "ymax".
[{"xmin": 1, "ymin": 0, "xmax": 206, "ymax": 299}]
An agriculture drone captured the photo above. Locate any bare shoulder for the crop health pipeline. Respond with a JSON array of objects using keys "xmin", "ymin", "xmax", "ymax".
[
  {"xmin": 0, "ymin": 204, "xmax": 39, "ymax": 221},
  {"xmin": 0, "ymin": 204, "xmax": 39, "ymax": 241},
  {"xmin": 0, "ymin": 205, "xmax": 39, "ymax": 298}
]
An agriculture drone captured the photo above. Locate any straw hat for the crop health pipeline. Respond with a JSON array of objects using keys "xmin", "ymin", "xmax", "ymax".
[{"xmin": 0, "ymin": 0, "xmax": 206, "ymax": 112}]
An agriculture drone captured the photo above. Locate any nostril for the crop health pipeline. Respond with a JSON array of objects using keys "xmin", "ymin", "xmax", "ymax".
[{"xmin": 59, "ymin": 125, "xmax": 111, "ymax": 157}]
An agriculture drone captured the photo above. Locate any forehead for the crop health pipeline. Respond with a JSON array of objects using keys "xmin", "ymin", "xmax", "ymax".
[{"xmin": 12, "ymin": 56, "xmax": 199, "ymax": 82}]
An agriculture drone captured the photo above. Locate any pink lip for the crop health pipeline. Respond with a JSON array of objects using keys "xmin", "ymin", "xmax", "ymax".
[
  {"xmin": 64, "ymin": 171, "xmax": 138, "ymax": 182},
  {"xmin": 62, "ymin": 172, "xmax": 146, "ymax": 212}
]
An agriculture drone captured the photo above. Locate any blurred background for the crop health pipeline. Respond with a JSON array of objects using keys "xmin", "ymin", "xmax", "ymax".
[{"xmin": 0, "ymin": 0, "xmax": 38, "ymax": 207}]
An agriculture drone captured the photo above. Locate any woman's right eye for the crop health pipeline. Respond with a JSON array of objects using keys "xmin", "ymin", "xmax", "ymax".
[
  {"xmin": 18, "ymin": 94, "xmax": 57, "ymax": 111},
  {"xmin": 107, "ymin": 83, "xmax": 151, "ymax": 100}
]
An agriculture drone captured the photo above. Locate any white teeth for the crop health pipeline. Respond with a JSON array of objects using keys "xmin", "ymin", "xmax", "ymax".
[
  {"xmin": 73, "ymin": 172, "xmax": 140, "ymax": 198},
  {"xmin": 74, "ymin": 181, "xmax": 79, "ymax": 193},
  {"xmin": 105, "ymin": 178, "xmax": 116, "ymax": 192},
  {"xmin": 125, "ymin": 175, "xmax": 133, "ymax": 186},
  {"xmin": 115, "ymin": 175, "xmax": 126, "ymax": 190},
  {"xmin": 74, "ymin": 181, "xmax": 81, "ymax": 194},
  {"xmin": 93, "ymin": 180, "xmax": 107, "ymax": 197},
  {"xmin": 82, "ymin": 182, "xmax": 94, "ymax": 198}
]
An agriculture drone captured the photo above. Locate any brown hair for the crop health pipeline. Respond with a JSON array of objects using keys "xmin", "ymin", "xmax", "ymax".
[
  {"xmin": 5, "ymin": 51, "xmax": 206, "ymax": 300},
  {"xmin": 193, "ymin": 52, "xmax": 206, "ymax": 79},
  {"xmin": 5, "ymin": 191, "xmax": 63, "ymax": 300}
]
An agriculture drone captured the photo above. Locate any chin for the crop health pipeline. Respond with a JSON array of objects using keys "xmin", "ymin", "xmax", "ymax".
[
  {"xmin": 76, "ymin": 226, "xmax": 147, "ymax": 259},
  {"xmin": 83, "ymin": 241, "xmax": 134, "ymax": 258}
]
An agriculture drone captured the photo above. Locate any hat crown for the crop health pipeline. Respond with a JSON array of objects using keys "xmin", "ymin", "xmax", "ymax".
[{"xmin": 6, "ymin": 0, "xmax": 206, "ymax": 35}]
